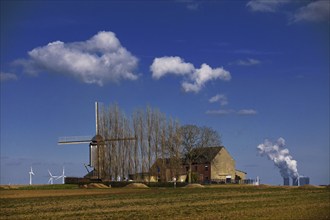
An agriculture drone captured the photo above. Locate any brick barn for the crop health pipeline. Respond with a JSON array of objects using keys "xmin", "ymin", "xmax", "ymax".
[{"xmin": 149, "ymin": 146, "xmax": 246, "ymax": 184}]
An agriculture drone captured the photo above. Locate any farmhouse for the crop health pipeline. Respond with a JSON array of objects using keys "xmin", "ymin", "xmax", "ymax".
[{"xmin": 149, "ymin": 146, "xmax": 246, "ymax": 184}]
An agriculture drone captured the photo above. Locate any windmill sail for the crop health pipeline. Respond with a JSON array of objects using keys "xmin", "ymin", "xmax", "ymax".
[{"xmin": 58, "ymin": 136, "xmax": 93, "ymax": 145}]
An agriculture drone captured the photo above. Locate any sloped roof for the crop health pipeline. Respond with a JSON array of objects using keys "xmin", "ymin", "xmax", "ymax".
[
  {"xmin": 185, "ymin": 146, "xmax": 224, "ymax": 164},
  {"xmin": 150, "ymin": 146, "xmax": 225, "ymax": 169}
]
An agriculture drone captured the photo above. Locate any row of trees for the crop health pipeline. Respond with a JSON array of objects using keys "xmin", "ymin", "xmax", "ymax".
[{"xmin": 96, "ymin": 103, "xmax": 221, "ymax": 182}]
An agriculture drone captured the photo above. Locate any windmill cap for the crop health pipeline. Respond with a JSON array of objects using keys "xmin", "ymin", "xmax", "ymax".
[{"xmin": 91, "ymin": 134, "xmax": 104, "ymax": 142}]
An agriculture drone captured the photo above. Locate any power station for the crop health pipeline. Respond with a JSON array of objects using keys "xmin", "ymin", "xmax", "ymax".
[{"xmin": 283, "ymin": 176, "xmax": 310, "ymax": 186}]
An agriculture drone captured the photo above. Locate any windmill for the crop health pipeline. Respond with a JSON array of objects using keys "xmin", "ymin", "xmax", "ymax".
[
  {"xmin": 58, "ymin": 102, "xmax": 136, "ymax": 180},
  {"xmin": 56, "ymin": 167, "xmax": 66, "ymax": 184},
  {"xmin": 48, "ymin": 170, "xmax": 58, "ymax": 184},
  {"xmin": 29, "ymin": 167, "xmax": 35, "ymax": 185}
]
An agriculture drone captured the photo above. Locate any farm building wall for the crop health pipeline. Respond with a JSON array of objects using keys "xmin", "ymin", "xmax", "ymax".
[
  {"xmin": 210, "ymin": 148, "xmax": 236, "ymax": 182},
  {"xmin": 235, "ymin": 170, "xmax": 246, "ymax": 183}
]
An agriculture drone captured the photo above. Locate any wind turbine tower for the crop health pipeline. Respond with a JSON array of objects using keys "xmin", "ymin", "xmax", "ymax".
[
  {"xmin": 57, "ymin": 167, "xmax": 66, "ymax": 184},
  {"xmin": 29, "ymin": 167, "xmax": 35, "ymax": 185}
]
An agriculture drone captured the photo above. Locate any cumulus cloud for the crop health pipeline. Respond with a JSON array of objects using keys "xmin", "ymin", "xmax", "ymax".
[
  {"xmin": 246, "ymin": 0, "xmax": 290, "ymax": 12},
  {"xmin": 15, "ymin": 31, "xmax": 139, "ymax": 86},
  {"xmin": 292, "ymin": 1, "xmax": 330, "ymax": 23},
  {"xmin": 150, "ymin": 56, "xmax": 194, "ymax": 79},
  {"xmin": 209, "ymin": 94, "xmax": 228, "ymax": 106},
  {"xmin": 206, "ymin": 108, "xmax": 258, "ymax": 116},
  {"xmin": 230, "ymin": 58, "xmax": 261, "ymax": 66},
  {"xmin": 0, "ymin": 72, "xmax": 18, "ymax": 82},
  {"xmin": 184, "ymin": 64, "xmax": 231, "ymax": 93},
  {"xmin": 150, "ymin": 56, "xmax": 231, "ymax": 93}
]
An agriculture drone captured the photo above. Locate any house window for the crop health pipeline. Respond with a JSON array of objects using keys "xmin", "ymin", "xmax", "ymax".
[
  {"xmin": 205, "ymin": 165, "xmax": 208, "ymax": 171},
  {"xmin": 194, "ymin": 165, "xmax": 198, "ymax": 171}
]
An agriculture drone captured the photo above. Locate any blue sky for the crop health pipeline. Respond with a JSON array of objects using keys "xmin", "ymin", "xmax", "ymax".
[{"xmin": 1, "ymin": 0, "xmax": 329, "ymax": 185}]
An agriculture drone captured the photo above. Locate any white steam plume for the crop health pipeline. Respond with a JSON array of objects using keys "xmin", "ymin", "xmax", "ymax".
[{"xmin": 257, "ymin": 137, "xmax": 299, "ymax": 178}]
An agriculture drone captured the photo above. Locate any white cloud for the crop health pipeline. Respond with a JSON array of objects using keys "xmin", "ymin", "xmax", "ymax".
[
  {"xmin": 246, "ymin": 0, "xmax": 290, "ymax": 12},
  {"xmin": 292, "ymin": 1, "xmax": 330, "ymax": 23},
  {"xmin": 237, "ymin": 109, "xmax": 258, "ymax": 115},
  {"xmin": 150, "ymin": 56, "xmax": 231, "ymax": 93},
  {"xmin": 182, "ymin": 64, "xmax": 231, "ymax": 93},
  {"xmin": 16, "ymin": 31, "xmax": 139, "ymax": 86},
  {"xmin": 206, "ymin": 109, "xmax": 234, "ymax": 115},
  {"xmin": 0, "ymin": 72, "xmax": 18, "ymax": 82},
  {"xmin": 209, "ymin": 94, "xmax": 228, "ymax": 106},
  {"xmin": 206, "ymin": 108, "xmax": 258, "ymax": 116},
  {"xmin": 247, "ymin": 0, "xmax": 329, "ymax": 24},
  {"xmin": 181, "ymin": 82, "xmax": 201, "ymax": 93},
  {"xmin": 176, "ymin": 0, "xmax": 200, "ymax": 11},
  {"xmin": 150, "ymin": 56, "xmax": 194, "ymax": 79},
  {"xmin": 230, "ymin": 58, "xmax": 261, "ymax": 66},
  {"xmin": 187, "ymin": 3, "xmax": 199, "ymax": 11}
]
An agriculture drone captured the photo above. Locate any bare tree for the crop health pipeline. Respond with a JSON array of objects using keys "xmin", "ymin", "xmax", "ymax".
[
  {"xmin": 132, "ymin": 111, "xmax": 140, "ymax": 179},
  {"xmin": 152, "ymin": 109, "xmax": 161, "ymax": 166},
  {"xmin": 146, "ymin": 106, "xmax": 153, "ymax": 182},
  {"xmin": 167, "ymin": 118, "xmax": 182, "ymax": 180},
  {"xmin": 180, "ymin": 125, "xmax": 200, "ymax": 183},
  {"xmin": 180, "ymin": 125, "xmax": 221, "ymax": 183},
  {"xmin": 199, "ymin": 126, "xmax": 222, "ymax": 148}
]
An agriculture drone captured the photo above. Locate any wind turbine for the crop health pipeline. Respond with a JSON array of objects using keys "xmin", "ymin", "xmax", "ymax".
[
  {"xmin": 29, "ymin": 167, "xmax": 35, "ymax": 185},
  {"xmin": 56, "ymin": 167, "xmax": 66, "ymax": 184},
  {"xmin": 48, "ymin": 170, "xmax": 58, "ymax": 184}
]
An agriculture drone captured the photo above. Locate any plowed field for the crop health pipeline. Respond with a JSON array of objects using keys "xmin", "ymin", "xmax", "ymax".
[{"xmin": 1, "ymin": 185, "xmax": 329, "ymax": 219}]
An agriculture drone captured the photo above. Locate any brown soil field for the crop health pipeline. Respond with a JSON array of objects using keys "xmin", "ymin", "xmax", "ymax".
[{"xmin": 1, "ymin": 185, "xmax": 329, "ymax": 219}]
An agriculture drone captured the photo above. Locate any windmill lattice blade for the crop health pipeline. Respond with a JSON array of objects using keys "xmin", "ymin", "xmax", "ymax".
[
  {"xmin": 58, "ymin": 140, "xmax": 92, "ymax": 145},
  {"xmin": 58, "ymin": 136, "xmax": 93, "ymax": 145},
  {"xmin": 104, "ymin": 137, "xmax": 137, "ymax": 142}
]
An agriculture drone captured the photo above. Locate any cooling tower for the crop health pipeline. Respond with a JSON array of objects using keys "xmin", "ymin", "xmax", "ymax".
[
  {"xmin": 283, "ymin": 177, "xmax": 290, "ymax": 186},
  {"xmin": 298, "ymin": 176, "xmax": 310, "ymax": 186}
]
